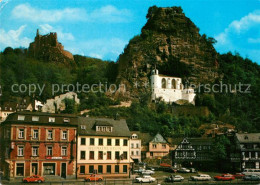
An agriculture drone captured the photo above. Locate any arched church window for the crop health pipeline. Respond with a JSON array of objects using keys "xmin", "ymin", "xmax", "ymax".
[
  {"xmin": 171, "ymin": 79, "xmax": 176, "ymax": 89},
  {"xmin": 161, "ymin": 78, "xmax": 166, "ymax": 88}
]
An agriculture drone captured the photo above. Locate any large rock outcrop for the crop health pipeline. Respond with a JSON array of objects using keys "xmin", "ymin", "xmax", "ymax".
[
  {"xmin": 28, "ymin": 29, "xmax": 74, "ymax": 63},
  {"xmin": 116, "ymin": 6, "xmax": 221, "ymax": 96}
]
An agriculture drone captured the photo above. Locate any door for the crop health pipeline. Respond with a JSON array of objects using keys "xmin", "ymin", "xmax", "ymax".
[
  {"xmin": 61, "ymin": 163, "xmax": 66, "ymax": 178},
  {"xmin": 32, "ymin": 163, "xmax": 38, "ymax": 175}
]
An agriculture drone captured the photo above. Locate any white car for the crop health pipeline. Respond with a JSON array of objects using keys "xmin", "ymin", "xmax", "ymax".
[
  {"xmin": 134, "ymin": 168, "xmax": 145, "ymax": 173},
  {"xmin": 136, "ymin": 175, "xmax": 156, "ymax": 183},
  {"xmin": 141, "ymin": 170, "xmax": 155, "ymax": 175},
  {"xmin": 191, "ymin": 174, "xmax": 211, "ymax": 181},
  {"xmin": 178, "ymin": 168, "xmax": 190, "ymax": 173}
]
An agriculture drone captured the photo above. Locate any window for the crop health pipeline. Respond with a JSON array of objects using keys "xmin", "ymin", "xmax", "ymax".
[
  {"xmin": 162, "ymin": 144, "xmax": 166, "ymax": 149},
  {"xmin": 62, "ymin": 130, "xmax": 67, "ymax": 140},
  {"xmin": 16, "ymin": 163, "xmax": 24, "ymax": 176},
  {"xmin": 18, "ymin": 115, "xmax": 25, "ymax": 121},
  {"xmin": 152, "ymin": 144, "xmax": 157, "ymax": 149},
  {"xmin": 80, "ymin": 125, "xmax": 86, "ymax": 130},
  {"xmin": 49, "ymin": 117, "xmax": 55, "ymax": 122},
  {"xmin": 98, "ymin": 151, "xmax": 103, "ymax": 160},
  {"xmin": 106, "ymin": 165, "xmax": 111, "ymax": 173},
  {"xmin": 47, "ymin": 146, "xmax": 53, "ymax": 156},
  {"xmin": 136, "ymin": 144, "xmax": 139, "ymax": 148},
  {"xmin": 80, "ymin": 151, "xmax": 86, "ymax": 160},
  {"xmin": 107, "ymin": 151, "xmax": 111, "ymax": 160},
  {"xmin": 63, "ymin": 118, "xmax": 70, "ymax": 123},
  {"xmin": 115, "ymin": 165, "xmax": 119, "ymax": 173},
  {"xmin": 18, "ymin": 146, "xmax": 24, "ymax": 156},
  {"xmin": 89, "ymin": 151, "xmax": 94, "ymax": 160},
  {"xmin": 136, "ymin": 151, "xmax": 139, "ymax": 155},
  {"xmin": 107, "ymin": 139, "xmax": 112, "ymax": 146},
  {"xmin": 123, "ymin": 165, "xmax": 127, "ymax": 173},
  {"xmin": 18, "ymin": 129, "xmax": 24, "ymax": 139},
  {"xmin": 90, "ymin": 138, "xmax": 95, "ymax": 145},
  {"xmin": 98, "ymin": 165, "xmax": 103, "ymax": 174},
  {"xmin": 150, "ymin": 152, "xmax": 153, "ymax": 157},
  {"xmin": 162, "ymin": 78, "xmax": 166, "ymax": 88},
  {"xmin": 123, "ymin": 139, "xmax": 128, "ymax": 146},
  {"xmin": 171, "ymin": 79, "xmax": 176, "ymax": 89},
  {"xmin": 43, "ymin": 163, "xmax": 55, "ymax": 175},
  {"xmin": 32, "ymin": 116, "xmax": 39, "ymax": 121},
  {"xmin": 80, "ymin": 166, "xmax": 85, "ymax": 174},
  {"xmin": 131, "ymin": 143, "xmax": 134, "ymax": 148},
  {"xmin": 99, "ymin": 138, "xmax": 103, "ymax": 145},
  {"xmin": 89, "ymin": 165, "xmax": 94, "ymax": 174},
  {"xmin": 61, "ymin": 146, "xmax": 67, "ymax": 156},
  {"xmin": 32, "ymin": 146, "xmax": 38, "ymax": 156},
  {"xmin": 131, "ymin": 151, "xmax": 134, "ymax": 155},
  {"xmin": 116, "ymin": 139, "xmax": 120, "ymax": 146},
  {"xmin": 47, "ymin": 130, "xmax": 53, "ymax": 140},
  {"xmin": 81, "ymin": 138, "xmax": 86, "ymax": 145},
  {"xmin": 33, "ymin": 130, "xmax": 39, "ymax": 139},
  {"xmin": 115, "ymin": 151, "xmax": 120, "ymax": 160},
  {"xmin": 123, "ymin": 152, "xmax": 127, "ymax": 160}
]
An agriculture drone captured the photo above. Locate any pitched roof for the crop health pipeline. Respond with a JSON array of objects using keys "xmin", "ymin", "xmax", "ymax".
[
  {"xmin": 2, "ymin": 111, "xmax": 78, "ymax": 126},
  {"xmin": 236, "ymin": 133, "xmax": 260, "ymax": 143},
  {"xmin": 78, "ymin": 117, "xmax": 131, "ymax": 137},
  {"xmin": 150, "ymin": 133, "xmax": 168, "ymax": 143}
]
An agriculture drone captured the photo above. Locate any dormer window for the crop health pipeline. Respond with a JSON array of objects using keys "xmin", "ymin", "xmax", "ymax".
[
  {"xmin": 96, "ymin": 126, "xmax": 113, "ymax": 132},
  {"xmin": 49, "ymin": 117, "xmax": 55, "ymax": 122},
  {"xmin": 244, "ymin": 136, "xmax": 249, "ymax": 140},
  {"xmin": 18, "ymin": 115, "xmax": 25, "ymax": 121},
  {"xmin": 32, "ymin": 116, "xmax": 39, "ymax": 122},
  {"xmin": 81, "ymin": 125, "xmax": 86, "ymax": 130},
  {"xmin": 63, "ymin": 118, "xmax": 70, "ymax": 123}
]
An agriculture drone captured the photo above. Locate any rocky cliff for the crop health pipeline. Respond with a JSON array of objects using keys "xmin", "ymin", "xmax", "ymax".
[
  {"xmin": 28, "ymin": 29, "xmax": 74, "ymax": 63},
  {"xmin": 117, "ymin": 6, "xmax": 220, "ymax": 95}
]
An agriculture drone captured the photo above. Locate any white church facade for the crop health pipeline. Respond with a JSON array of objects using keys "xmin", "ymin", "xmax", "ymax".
[{"xmin": 150, "ymin": 69, "xmax": 196, "ymax": 104}]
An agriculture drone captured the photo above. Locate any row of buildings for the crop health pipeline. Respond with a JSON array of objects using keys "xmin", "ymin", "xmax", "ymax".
[{"xmin": 0, "ymin": 112, "xmax": 259, "ymax": 180}]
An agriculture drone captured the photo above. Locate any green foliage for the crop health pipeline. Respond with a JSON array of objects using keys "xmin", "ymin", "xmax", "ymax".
[{"xmin": 61, "ymin": 98, "xmax": 79, "ymax": 114}]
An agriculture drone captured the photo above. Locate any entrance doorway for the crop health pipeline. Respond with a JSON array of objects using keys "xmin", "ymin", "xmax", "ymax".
[
  {"xmin": 32, "ymin": 163, "xmax": 38, "ymax": 175},
  {"xmin": 61, "ymin": 163, "xmax": 66, "ymax": 178}
]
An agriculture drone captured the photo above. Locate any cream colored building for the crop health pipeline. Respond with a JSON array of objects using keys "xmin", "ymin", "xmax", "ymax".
[
  {"xmin": 130, "ymin": 132, "xmax": 141, "ymax": 163},
  {"xmin": 77, "ymin": 117, "xmax": 132, "ymax": 178}
]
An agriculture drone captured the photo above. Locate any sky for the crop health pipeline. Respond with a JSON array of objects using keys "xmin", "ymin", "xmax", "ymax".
[{"xmin": 0, "ymin": 0, "xmax": 259, "ymax": 64}]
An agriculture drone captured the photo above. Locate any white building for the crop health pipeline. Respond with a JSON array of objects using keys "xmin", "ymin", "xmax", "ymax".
[
  {"xmin": 130, "ymin": 132, "xmax": 142, "ymax": 163},
  {"xmin": 150, "ymin": 69, "xmax": 196, "ymax": 104},
  {"xmin": 77, "ymin": 117, "xmax": 132, "ymax": 178}
]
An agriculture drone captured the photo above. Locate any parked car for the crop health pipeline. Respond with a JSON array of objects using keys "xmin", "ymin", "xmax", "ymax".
[
  {"xmin": 22, "ymin": 175, "xmax": 45, "ymax": 183},
  {"xmin": 146, "ymin": 167, "xmax": 155, "ymax": 171},
  {"xmin": 191, "ymin": 174, "xmax": 211, "ymax": 181},
  {"xmin": 178, "ymin": 168, "xmax": 190, "ymax": 173},
  {"xmin": 214, "ymin": 174, "xmax": 235, "ymax": 181},
  {"xmin": 242, "ymin": 169, "xmax": 260, "ymax": 175},
  {"xmin": 243, "ymin": 175, "xmax": 260, "ymax": 181},
  {"xmin": 233, "ymin": 173, "xmax": 245, "ymax": 179},
  {"xmin": 134, "ymin": 168, "xmax": 145, "ymax": 174},
  {"xmin": 164, "ymin": 167, "xmax": 177, "ymax": 173},
  {"xmin": 160, "ymin": 163, "xmax": 171, "ymax": 167},
  {"xmin": 142, "ymin": 170, "xmax": 155, "ymax": 175},
  {"xmin": 135, "ymin": 175, "xmax": 156, "ymax": 183},
  {"xmin": 85, "ymin": 174, "xmax": 103, "ymax": 181},
  {"xmin": 165, "ymin": 175, "xmax": 184, "ymax": 182}
]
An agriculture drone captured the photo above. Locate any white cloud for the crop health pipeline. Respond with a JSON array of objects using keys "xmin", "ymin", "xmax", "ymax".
[
  {"xmin": 0, "ymin": 25, "xmax": 32, "ymax": 50},
  {"xmin": 214, "ymin": 10, "xmax": 260, "ymax": 62},
  {"xmin": 12, "ymin": 4, "xmax": 132, "ymax": 23},
  {"xmin": 12, "ymin": 4, "xmax": 85, "ymax": 22},
  {"xmin": 39, "ymin": 24, "xmax": 74, "ymax": 41}
]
